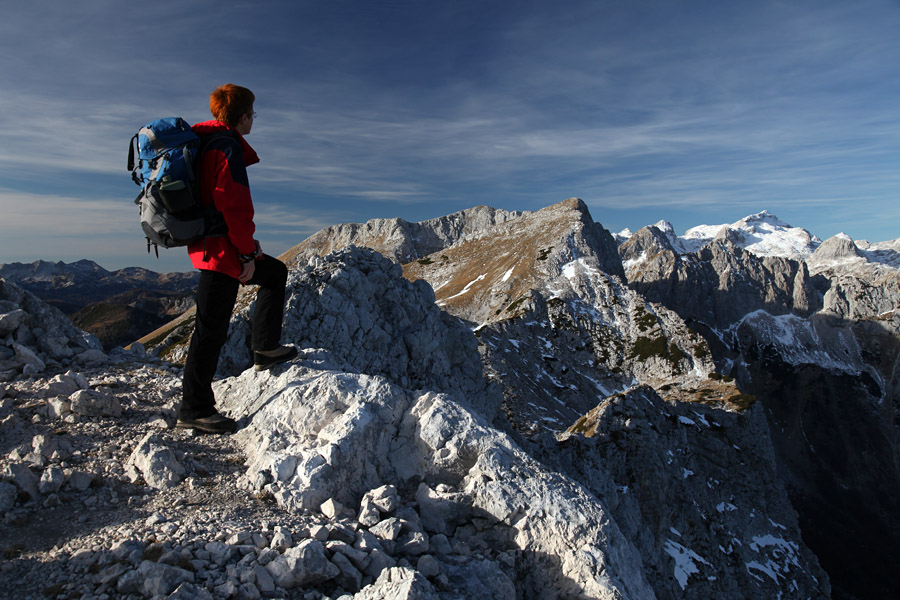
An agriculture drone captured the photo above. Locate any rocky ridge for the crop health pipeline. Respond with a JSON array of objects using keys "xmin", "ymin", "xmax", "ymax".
[
  {"xmin": 268, "ymin": 199, "xmax": 898, "ymax": 599},
  {"xmin": 401, "ymin": 199, "xmax": 715, "ymax": 432},
  {"xmin": 280, "ymin": 205, "xmax": 525, "ymax": 266},
  {"xmin": 1, "ymin": 237, "xmax": 831, "ymax": 599},
  {"xmin": 146, "ymin": 199, "xmax": 831, "ymax": 597},
  {"xmin": 1, "ymin": 277, "xmax": 107, "ymax": 381},
  {"xmin": 619, "ymin": 213, "xmax": 900, "ymax": 600}
]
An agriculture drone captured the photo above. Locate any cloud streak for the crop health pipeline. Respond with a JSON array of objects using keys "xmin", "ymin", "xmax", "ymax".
[{"xmin": 2, "ymin": 0, "xmax": 900, "ymax": 270}]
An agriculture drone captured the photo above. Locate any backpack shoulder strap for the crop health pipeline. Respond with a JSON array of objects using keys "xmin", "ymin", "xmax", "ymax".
[
  {"xmin": 196, "ymin": 130, "xmax": 238, "ymax": 157},
  {"xmin": 127, "ymin": 133, "xmax": 141, "ymax": 185}
]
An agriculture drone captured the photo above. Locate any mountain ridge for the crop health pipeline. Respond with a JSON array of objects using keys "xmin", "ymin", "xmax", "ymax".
[
  {"xmin": 619, "ymin": 210, "xmax": 900, "ymax": 276},
  {"xmin": 0, "ymin": 259, "xmax": 198, "ymax": 349},
  {"xmin": 3, "ymin": 199, "xmax": 899, "ymax": 598}
]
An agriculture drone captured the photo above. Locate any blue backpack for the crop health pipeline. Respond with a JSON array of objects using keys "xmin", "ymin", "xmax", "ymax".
[{"xmin": 127, "ymin": 117, "xmax": 228, "ymax": 255}]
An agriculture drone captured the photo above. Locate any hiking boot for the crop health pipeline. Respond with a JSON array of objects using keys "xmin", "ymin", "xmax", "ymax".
[
  {"xmin": 176, "ymin": 411, "xmax": 237, "ymax": 434},
  {"xmin": 254, "ymin": 345, "xmax": 299, "ymax": 371}
]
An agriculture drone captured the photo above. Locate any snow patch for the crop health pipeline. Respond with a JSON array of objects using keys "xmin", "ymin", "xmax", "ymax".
[
  {"xmin": 664, "ymin": 539, "xmax": 712, "ymax": 590},
  {"xmin": 440, "ymin": 273, "xmax": 486, "ymax": 303},
  {"xmin": 745, "ymin": 534, "xmax": 802, "ymax": 584}
]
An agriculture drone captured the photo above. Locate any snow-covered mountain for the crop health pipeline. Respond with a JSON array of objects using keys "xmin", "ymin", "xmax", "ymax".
[
  {"xmin": 4, "ymin": 199, "xmax": 900, "ymax": 599},
  {"xmin": 619, "ymin": 209, "xmax": 900, "ymax": 278},
  {"xmin": 618, "ymin": 211, "xmax": 821, "ymax": 259}
]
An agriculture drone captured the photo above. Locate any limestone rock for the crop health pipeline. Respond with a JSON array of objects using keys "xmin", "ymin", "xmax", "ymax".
[
  {"xmin": 552, "ymin": 386, "xmax": 830, "ymax": 599},
  {"xmin": 12, "ymin": 342, "xmax": 45, "ymax": 372},
  {"xmin": 0, "ymin": 309, "xmax": 25, "ymax": 335},
  {"xmin": 219, "ymin": 363, "xmax": 656, "ymax": 599},
  {"xmin": 67, "ymin": 470, "xmax": 94, "ymax": 491},
  {"xmin": 0, "ymin": 277, "xmax": 104, "ymax": 378},
  {"xmin": 38, "ymin": 466, "xmax": 65, "ymax": 495},
  {"xmin": 40, "ymin": 372, "xmax": 86, "ymax": 397},
  {"xmin": 354, "ymin": 566, "xmax": 438, "ymax": 600},
  {"xmin": 0, "ymin": 480, "xmax": 17, "ymax": 512},
  {"xmin": 810, "ymin": 232, "xmax": 864, "ymax": 264},
  {"xmin": 3, "ymin": 462, "xmax": 39, "ymax": 501},
  {"xmin": 624, "ymin": 239, "xmax": 819, "ymax": 329},
  {"xmin": 68, "ymin": 389, "xmax": 122, "ymax": 417},
  {"xmin": 124, "ymin": 432, "xmax": 185, "ymax": 489},
  {"xmin": 618, "ymin": 211, "xmax": 900, "ymax": 598},
  {"xmin": 138, "ymin": 560, "xmax": 194, "ymax": 597},
  {"xmin": 440, "ymin": 558, "xmax": 516, "ymax": 600},
  {"xmin": 168, "ymin": 582, "xmax": 214, "ymax": 600},
  {"xmin": 364, "ymin": 484, "xmax": 400, "ymax": 514},
  {"xmin": 206, "ymin": 247, "xmax": 501, "ymax": 422},
  {"xmin": 283, "ymin": 205, "xmax": 525, "ymax": 266},
  {"xmin": 414, "ymin": 483, "xmax": 471, "ymax": 536},
  {"xmin": 264, "ymin": 539, "xmax": 339, "ymax": 589}
]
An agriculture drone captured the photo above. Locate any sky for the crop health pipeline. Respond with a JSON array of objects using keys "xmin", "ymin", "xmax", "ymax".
[{"xmin": 2, "ymin": 0, "xmax": 900, "ymax": 274}]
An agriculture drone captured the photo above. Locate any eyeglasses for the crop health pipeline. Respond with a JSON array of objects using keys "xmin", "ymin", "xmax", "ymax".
[{"xmin": 250, "ymin": 111, "xmax": 257, "ymax": 119}]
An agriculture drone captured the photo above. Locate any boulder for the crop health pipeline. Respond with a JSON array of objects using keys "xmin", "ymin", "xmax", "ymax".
[
  {"xmin": 264, "ymin": 539, "xmax": 339, "ymax": 589},
  {"xmin": 138, "ymin": 560, "xmax": 194, "ymax": 597},
  {"xmin": 0, "ymin": 480, "xmax": 17, "ymax": 513},
  {"xmin": 124, "ymin": 432, "xmax": 185, "ymax": 489},
  {"xmin": 0, "ymin": 309, "xmax": 25, "ymax": 335},
  {"xmin": 354, "ymin": 566, "xmax": 438, "ymax": 600},
  {"xmin": 69, "ymin": 389, "xmax": 121, "ymax": 417}
]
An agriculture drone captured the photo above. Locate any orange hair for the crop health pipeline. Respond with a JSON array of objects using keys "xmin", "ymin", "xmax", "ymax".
[{"xmin": 209, "ymin": 84, "xmax": 255, "ymax": 127}]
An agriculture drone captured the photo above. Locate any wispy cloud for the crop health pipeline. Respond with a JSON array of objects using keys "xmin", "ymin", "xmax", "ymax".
[
  {"xmin": 0, "ymin": 188, "xmax": 157, "ymax": 269},
  {"xmin": 3, "ymin": 0, "xmax": 900, "ymax": 267},
  {"xmin": 0, "ymin": 189, "xmax": 133, "ymax": 237}
]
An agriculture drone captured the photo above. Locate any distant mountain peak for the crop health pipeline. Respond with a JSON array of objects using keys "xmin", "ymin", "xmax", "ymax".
[
  {"xmin": 652, "ymin": 220, "xmax": 675, "ymax": 235},
  {"xmin": 810, "ymin": 232, "xmax": 865, "ymax": 265},
  {"xmin": 739, "ymin": 209, "xmax": 790, "ymax": 227},
  {"xmin": 635, "ymin": 210, "xmax": 823, "ymax": 260}
]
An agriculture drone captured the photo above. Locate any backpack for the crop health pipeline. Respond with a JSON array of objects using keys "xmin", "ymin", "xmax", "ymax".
[{"xmin": 127, "ymin": 117, "xmax": 229, "ymax": 255}]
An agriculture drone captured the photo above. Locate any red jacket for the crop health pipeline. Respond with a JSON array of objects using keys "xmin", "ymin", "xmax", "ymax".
[{"xmin": 187, "ymin": 120, "xmax": 260, "ymax": 279}]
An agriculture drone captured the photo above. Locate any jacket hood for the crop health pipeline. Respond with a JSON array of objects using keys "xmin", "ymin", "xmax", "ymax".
[{"xmin": 192, "ymin": 120, "xmax": 260, "ymax": 166}]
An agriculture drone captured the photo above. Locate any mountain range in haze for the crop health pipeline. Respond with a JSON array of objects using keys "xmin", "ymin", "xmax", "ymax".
[{"xmin": 0, "ymin": 260, "xmax": 197, "ymax": 349}]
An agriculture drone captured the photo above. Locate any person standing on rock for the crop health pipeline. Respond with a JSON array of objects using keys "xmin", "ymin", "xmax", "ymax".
[{"xmin": 177, "ymin": 84, "xmax": 297, "ymax": 434}]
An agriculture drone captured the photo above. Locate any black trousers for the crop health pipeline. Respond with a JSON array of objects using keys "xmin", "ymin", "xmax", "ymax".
[{"xmin": 180, "ymin": 254, "xmax": 288, "ymax": 419}]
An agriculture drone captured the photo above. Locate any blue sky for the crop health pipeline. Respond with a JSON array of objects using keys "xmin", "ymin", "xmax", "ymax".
[{"xmin": 2, "ymin": 0, "xmax": 900, "ymax": 273}]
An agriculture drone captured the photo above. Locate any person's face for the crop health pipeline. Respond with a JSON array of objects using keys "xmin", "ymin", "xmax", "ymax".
[{"xmin": 235, "ymin": 108, "xmax": 255, "ymax": 135}]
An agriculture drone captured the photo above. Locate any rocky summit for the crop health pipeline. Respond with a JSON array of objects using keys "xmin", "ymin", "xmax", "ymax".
[{"xmin": 3, "ymin": 198, "xmax": 898, "ymax": 599}]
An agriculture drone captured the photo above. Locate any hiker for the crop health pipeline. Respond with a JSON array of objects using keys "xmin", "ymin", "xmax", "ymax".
[{"xmin": 177, "ymin": 84, "xmax": 297, "ymax": 434}]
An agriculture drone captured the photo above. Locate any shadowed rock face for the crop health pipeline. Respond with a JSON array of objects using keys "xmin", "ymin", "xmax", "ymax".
[
  {"xmin": 622, "ymin": 238, "xmax": 820, "ymax": 329},
  {"xmin": 549, "ymin": 386, "xmax": 831, "ymax": 600},
  {"xmin": 0, "ymin": 278, "xmax": 104, "ymax": 380},
  {"xmin": 619, "ymin": 224, "xmax": 900, "ymax": 600},
  {"xmin": 729, "ymin": 334, "xmax": 900, "ymax": 600}
]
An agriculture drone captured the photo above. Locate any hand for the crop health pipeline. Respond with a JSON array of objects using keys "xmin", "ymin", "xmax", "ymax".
[{"xmin": 239, "ymin": 259, "xmax": 256, "ymax": 284}]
